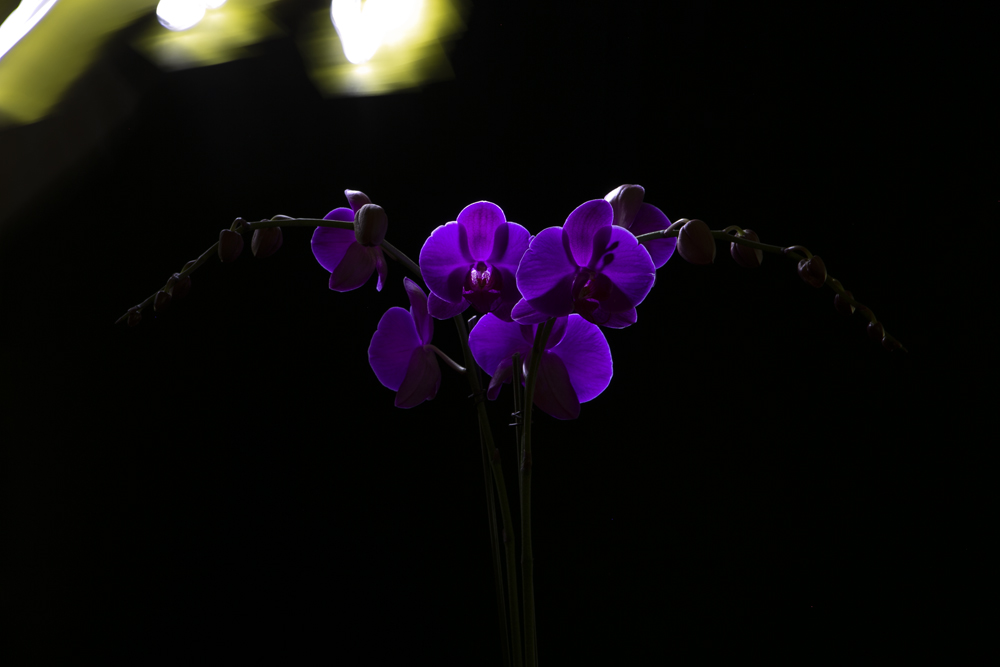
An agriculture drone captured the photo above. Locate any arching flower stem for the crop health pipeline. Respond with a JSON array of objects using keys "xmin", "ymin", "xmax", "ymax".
[
  {"xmin": 520, "ymin": 317, "xmax": 554, "ymax": 667},
  {"xmin": 426, "ymin": 344, "xmax": 466, "ymax": 373},
  {"xmin": 633, "ymin": 227, "xmax": 906, "ymax": 351}
]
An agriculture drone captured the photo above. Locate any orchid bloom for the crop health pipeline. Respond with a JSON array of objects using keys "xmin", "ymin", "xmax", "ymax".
[
  {"xmin": 469, "ymin": 313, "xmax": 613, "ymax": 420},
  {"xmin": 512, "ymin": 199, "xmax": 655, "ymax": 328},
  {"xmin": 604, "ymin": 184, "xmax": 676, "ymax": 268},
  {"xmin": 368, "ymin": 278, "xmax": 441, "ymax": 408},
  {"xmin": 311, "ymin": 189, "xmax": 389, "ymax": 292},
  {"xmin": 418, "ymin": 201, "xmax": 531, "ymax": 321}
]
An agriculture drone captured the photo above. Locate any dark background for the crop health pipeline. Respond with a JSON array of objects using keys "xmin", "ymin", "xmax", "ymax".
[{"xmin": 1, "ymin": 1, "xmax": 991, "ymax": 662}]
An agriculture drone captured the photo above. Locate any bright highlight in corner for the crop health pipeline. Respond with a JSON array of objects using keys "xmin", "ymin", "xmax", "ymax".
[
  {"xmin": 0, "ymin": 0, "xmax": 59, "ymax": 62},
  {"xmin": 157, "ymin": 0, "xmax": 228, "ymax": 33}
]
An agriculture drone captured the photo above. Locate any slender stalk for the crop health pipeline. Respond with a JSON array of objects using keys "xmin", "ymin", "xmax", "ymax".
[
  {"xmin": 520, "ymin": 318, "xmax": 554, "ymax": 667},
  {"xmin": 478, "ymin": 416, "xmax": 511, "ymax": 667},
  {"xmin": 454, "ymin": 315, "xmax": 522, "ymax": 667},
  {"xmin": 633, "ymin": 226, "xmax": 906, "ymax": 351}
]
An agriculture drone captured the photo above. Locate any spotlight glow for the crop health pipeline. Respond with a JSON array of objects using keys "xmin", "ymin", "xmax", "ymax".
[
  {"xmin": 157, "ymin": 0, "xmax": 207, "ymax": 32},
  {"xmin": 330, "ymin": 0, "xmax": 423, "ymax": 65}
]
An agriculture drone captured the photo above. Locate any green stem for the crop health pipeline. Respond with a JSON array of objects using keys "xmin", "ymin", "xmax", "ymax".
[
  {"xmin": 454, "ymin": 315, "xmax": 522, "ymax": 667},
  {"xmin": 520, "ymin": 318, "xmax": 554, "ymax": 667}
]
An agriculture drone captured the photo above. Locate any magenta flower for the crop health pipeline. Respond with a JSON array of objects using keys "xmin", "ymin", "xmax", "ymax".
[
  {"xmin": 312, "ymin": 189, "xmax": 388, "ymax": 292},
  {"xmin": 469, "ymin": 313, "xmax": 613, "ymax": 420},
  {"xmin": 604, "ymin": 184, "xmax": 676, "ymax": 268},
  {"xmin": 418, "ymin": 201, "xmax": 531, "ymax": 321},
  {"xmin": 368, "ymin": 278, "xmax": 441, "ymax": 408},
  {"xmin": 512, "ymin": 199, "xmax": 655, "ymax": 329}
]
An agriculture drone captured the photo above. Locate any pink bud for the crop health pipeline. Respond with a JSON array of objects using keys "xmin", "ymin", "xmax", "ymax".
[
  {"xmin": 867, "ymin": 321, "xmax": 884, "ymax": 342},
  {"xmin": 677, "ymin": 219, "xmax": 716, "ymax": 265},
  {"xmin": 797, "ymin": 256, "xmax": 827, "ymax": 288},
  {"xmin": 218, "ymin": 229, "xmax": 244, "ymax": 262},
  {"xmin": 604, "ymin": 184, "xmax": 645, "ymax": 229},
  {"xmin": 354, "ymin": 204, "xmax": 388, "ymax": 246},
  {"xmin": 730, "ymin": 229, "xmax": 762, "ymax": 268},
  {"xmin": 252, "ymin": 226, "xmax": 283, "ymax": 258},
  {"xmin": 834, "ymin": 290, "xmax": 855, "ymax": 316}
]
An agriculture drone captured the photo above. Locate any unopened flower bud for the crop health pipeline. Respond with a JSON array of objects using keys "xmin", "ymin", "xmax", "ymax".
[
  {"xmin": 677, "ymin": 219, "xmax": 716, "ymax": 265},
  {"xmin": 127, "ymin": 306, "xmax": 142, "ymax": 327},
  {"xmin": 154, "ymin": 290, "xmax": 171, "ymax": 312},
  {"xmin": 604, "ymin": 184, "xmax": 645, "ymax": 228},
  {"xmin": 218, "ymin": 229, "xmax": 244, "ymax": 262},
  {"xmin": 882, "ymin": 335, "xmax": 901, "ymax": 351},
  {"xmin": 344, "ymin": 189, "xmax": 372, "ymax": 212},
  {"xmin": 354, "ymin": 204, "xmax": 388, "ymax": 247},
  {"xmin": 867, "ymin": 321, "xmax": 884, "ymax": 342},
  {"xmin": 730, "ymin": 229, "xmax": 762, "ymax": 268},
  {"xmin": 252, "ymin": 226, "xmax": 283, "ymax": 258},
  {"xmin": 834, "ymin": 290, "xmax": 855, "ymax": 316},
  {"xmin": 797, "ymin": 256, "xmax": 827, "ymax": 288}
]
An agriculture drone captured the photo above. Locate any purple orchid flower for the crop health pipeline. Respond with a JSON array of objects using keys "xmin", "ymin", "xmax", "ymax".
[
  {"xmin": 368, "ymin": 278, "xmax": 441, "ymax": 408},
  {"xmin": 512, "ymin": 199, "xmax": 655, "ymax": 329},
  {"xmin": 469, "ymin": 313, "xmax": 613, "ymax": 420},
  {"xmin": 312, "ymin": 189, "xmax": 388, "ymax": 292},
  {"xmin": 418, "ymin": 201, "xmax": 531, "ymax": 321},
  {"xmin": 604, "ymin": 184, "xmax": 676, "ymax": 268}
]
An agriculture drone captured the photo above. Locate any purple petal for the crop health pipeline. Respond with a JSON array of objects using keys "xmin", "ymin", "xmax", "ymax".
[
  {"xmin": 403, "ymin": 277, "xmax": 433, "ymax": 344},
  {"xmin": 328, "ymin": 244, "xmax": 378, "ymax": 291},
  {"xmin": 487, "ymin": 356, "xmax": 514, "ymax": 400},
  {"xmin": 395, "ymin": 346, "xmax": 441, "ymax": 408},
  {"xmin": 373, "ymin": 247, "xmax": 388, "ymax": 291},
  {"xmin": 345, "ymin": 190, "xmax": 371, "ymax": 214},
  {"xmin": 630, "ymin": 203, "xmax": 676, "ymax": 268},
  {"xmin": 511, "ymin": 299, "xmax": 550, "ymax": 324},
  {"xmin": 369, "ymin": 307, "xmax": 422, "ymax": 391},
  {"xmin": 488, "ymin": 222, "xmax": 532, "ymax": 305},
  {"xmin": 563, "ymin": 200, "xmax": 613, "ymax": 267},
  {"xmin": 419, "ymin": 222, "xmax": 473, "ymax": 304},
  {"xmin": 457, "ymin": 201, "xmax": 506, "ymax": 260},
  {"xmin": 548, "ymin": 314, "xmax": 612, "ymax": 403},
  {"xmin": 428, "ymin": 292, "xmax": 469, "ymax": 320},
  {"xmin": 598, "ymin": 226, "xmax": 655, "ymax": 309},
  {"xmin": 542, "ymin": 316, "xmax": 568, "ymax": 349},
  {"xmin": 312, "ymin": 208, "xmax": 356, "ymax": 274},
  {"xmin": 469, "ymin": 313, "xmax": 533, "ymax": 379},
  {"xmin": 581, "ymin": 306, "xmax": 637, "ymax": 329},
  {"xmin": 532, "ymin": 352, "xmax": 580, "ymax": 420},
  {"xmin": 605, "ymin": 184, "xmax": 645, "ymax": 229},
  {"xmin": 515, "ymin": 227, "xmax": 576, "ymax": 317}
]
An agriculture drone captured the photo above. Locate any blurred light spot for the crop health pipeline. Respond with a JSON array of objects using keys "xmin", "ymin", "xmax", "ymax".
[
  {"xmin": 156, "ymin": 0, "xmax": 205, "ymax": 32},
  {"xmin": 133, "ymin": 0, "xmax": 283, "ymax": 72},
  {"xmin": 0, "ymin": 1, "xmax": 60, "ymax": 63},
  {"xmin": 301, "ymin": 0, "xmax": 467, "ymax": 97}
]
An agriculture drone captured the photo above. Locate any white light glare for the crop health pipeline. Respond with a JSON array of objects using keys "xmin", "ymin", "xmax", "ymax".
[
  {"xmin": 157, "ymin": 0, "xmax": 227, "ymax": 33},
  {"xmin": 0, "ymin": 0, "xmax": 60, "ymax": 62},
  {"xmin": 330, "ymin": 0, "xmax": 422, "ymax": 65}
]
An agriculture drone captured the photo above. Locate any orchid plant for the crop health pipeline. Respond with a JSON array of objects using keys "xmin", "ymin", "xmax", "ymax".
[{"xmin": 118, "ymin": 184, "xmax": 905, "ymax": 666}]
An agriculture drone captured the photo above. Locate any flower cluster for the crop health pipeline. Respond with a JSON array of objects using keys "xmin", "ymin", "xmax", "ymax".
[{"xmin": 313, "ymin": 186, "xmax": 675, "ymax": 418}]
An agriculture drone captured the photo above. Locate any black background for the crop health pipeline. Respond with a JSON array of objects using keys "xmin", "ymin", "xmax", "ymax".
[{"xmin": 1, "ymin": 1, "xmax": 991, "ymax": 662}]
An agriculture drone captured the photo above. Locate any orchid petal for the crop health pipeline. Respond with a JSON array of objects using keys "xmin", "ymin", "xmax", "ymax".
[
  {"xmin": 597, "ymin": 226, "xmax": 655, "ymax": 309},
  {"xmin": 373, "ymin": 247, "xmax": 388, "ymax": 292},
  {"xmin": 469, "ymin": 313, "xmax": 532, "ymax": 380},
  {"xmin": 487, "ymin": 356, "xmax": 514, "ymax": 400},
  {"xmin": 368, "ymin": 307, "xmax": 422, "ymax": 391},
  {"xmin": 605, "ymin": 184, "xmax": 645, "ymax": 229},
  {"xmin": 563, "ymin": 199, "xmax": 613, "ymax": 267},
  {"xmin": 328, "ymin": 243, "xmax": 377, "ymax": 291},
  {"xmin": 419, "ymin": 222, "xmax": 473, "ymax": 304},
  {"xmin": 543, "ymin": 316, "xmax": 568, "ymax": 349},
  {"xmin": 630, "ymin": 203, "xmax": 676, "ymax": 268},
  {"xmin": 311, "ymin": 208, "xmax": 356, "ymax": 273},
  {"xmin": 584, "ymin": 306, "xmax": 637, "ymax": 329},
  {"xmin": 395, "ymin": 346, "xmax": 441, "ymax": 408},
  {"xmin": 489, "ymin": 221, "xmax": 532, "ymax": 306},
  {"xmin": 344, "ymin": 190, "xmax": 371, "ymax": 214},
  {"xmin": 515, "ymin": 227, "xmax": 576, "ymax": 317},
  {"xmin": 428, "ymin": 292, "xmax": 469, "ymax": 320},
  {"xmin": 403, "ymin": 277, "xmax": 433, "ymax": 344},
  {"xmin": 457, "ymin": 201, "xmax": 506, "ymax": 260},
  {"xmin": 511, "ymin": 299, "xmax": 551, "ymax": 324},
  {"xmin": 532, "ymin": 352, "xmax": 580, "ymax": 420},
  {"xmin": 549, "ymin": 314, "xmax": 613, "ymax": 403}
]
